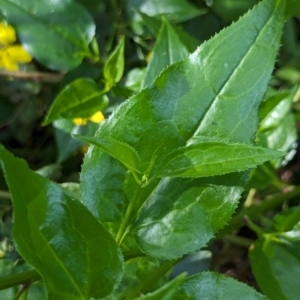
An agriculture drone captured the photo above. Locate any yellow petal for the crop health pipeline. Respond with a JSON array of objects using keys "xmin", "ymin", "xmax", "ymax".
[
  {"xmin": 88, "ymin": 111, "xmax": 105, "ymax": 123},
  {"xmin": 1, "ymin": 51, "xmax": 18, "ymax": 70},
  {"xmin": 0, "ymin": 23, "xmax": 16, "ymax": 45},
  {"xmin": 6, "ymin": 45, "xmax": 32, "ymax": 63},
  {"xmin": 73, "ymin": 118, "xmax": 87, "ymax": 126}
]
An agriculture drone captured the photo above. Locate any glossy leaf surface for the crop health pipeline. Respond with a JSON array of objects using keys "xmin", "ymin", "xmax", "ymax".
[
  {"xmin": 250, "ymin": 222, "xmax": 300, "ymax": 300},
  {"xmin": 142, "ymin": 18, "xmax": 189, "ymax": 87},
  {"xmin": 177, "ymin": 272, "xmax": 267, "ymax": 299},
  {"xmin": 0, "ymin": 0, "xmax": 95, "ymax": 71},
  {"xmin": 104, "ymin": 36, "xmax": 125, "ymax": 87},
  {"xmin": 74, "ymin": 134, "xmax": 141, "ymax": 174},
  {"xmin": 156, "ymin": 142, "xmax": 284, "ymax": 178},
  {"xmin": 43, "ymin": 78, "xmax": 108, "ymax": 125},
  {"xmin": 0, "ymin": 145, "xmax": 123, "ymax": 300},
  {"xmin": 81, "ymin": 0, "xmax": 284, "ymax": 258},
  {"xmin": 129, "ymin": 0, "xmax": 205, "ymax": 23}
]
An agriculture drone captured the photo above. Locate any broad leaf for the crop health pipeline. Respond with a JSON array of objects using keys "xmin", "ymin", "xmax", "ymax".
[
  {"xmin": 104, "ymin": 36, "xmax": 125, "ymax": 88},
  {"xmin": 142, "ymin": 18, "xmax": 189, "ymax": 87},
  {"xmin": 137, "ymin": 274, "xmax": 186, "ymax": 300},
  {"xmin": 249, "ymin": 222, "xmax": 300, "ymax": 300},
  {"xmin": 156, "ymin": 142, "xmax": 284, "ymax": 178},
  {"xmin": 81, "ymin": 0, "xmax": 285, "ymax": 259},
  {"xmin": 177, "ymin": 272, "xmax": 267, "ymax": 299},
  {"xmin": 0, "ymin": 0, "xmax": 95, "ymax": 71},
  {"xmin": 43, "ymin": 78, "xmax": 108, "ymax": 125},
  {"xmin": 0, "ymin": 145, "xmax": 123, "ymax": 300},
  {"xmin": 74, "ymin": 135, "xmax": 141, "ymax": 175}
]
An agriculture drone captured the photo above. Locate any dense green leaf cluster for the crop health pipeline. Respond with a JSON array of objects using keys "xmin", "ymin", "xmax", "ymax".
[{"xmin": 0, "ymin": 0, "xmax": 300, "ymax": 299}]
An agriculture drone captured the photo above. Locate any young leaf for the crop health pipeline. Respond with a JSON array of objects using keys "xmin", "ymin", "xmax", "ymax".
[
  {"xmin": 156, "ymin": 142, "xmax": 284, "ymax": 178},
  {"xmin": 81, "ymin": 0, "xmax": 285, "ymax": 259},
  {"xmin": 43, "ymin": 78, "xmax": 108, "ymax": 126},
  {"xmin": 0, "ymin": 145, "xmax": 123, "ymax": 300},
  {"xmin": 249, "ymin": 224, "xmax": 300, "ymax": 300},
  {"xmin": 73, "ymin": 135, "xmax": 141, "ymax": 174},
  {"xmin": 104, "ymin": 36, "xmax": 125, "ymax": 88},
  {"xmin": 142, "ymin": 18, "xmax": 189, "ymax": 87},
  {"xmin": 0, "ymin": 0, "xmax": 95, "ymax": 71},
  {"xmin": 272, "ymin": 206, "xmax": 300, "ymax": 232},
  {"xmin": 177, "ymin": 272, "xmax": 267, "ymax": 299}
]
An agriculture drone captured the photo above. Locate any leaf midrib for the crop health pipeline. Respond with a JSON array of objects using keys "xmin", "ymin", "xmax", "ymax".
[
  {"xmin": 135, "ymin": 1, "xmax": 278, "ymax": 217},
  {"xmin": 26, "ymin": 200, "xmax": 87, "ymax": 300}
]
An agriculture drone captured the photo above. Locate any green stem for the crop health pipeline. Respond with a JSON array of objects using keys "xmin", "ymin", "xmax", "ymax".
[
  {"xmin": 222, "ymin": 234, "xmax": 253, "ymax": 247},
  {"xmin": 123, "ymin": 249, "xmax": 146, "ymax": 261},
  {"xmin": 116, "ymin": 186, "xmax": 143, "ymax": 245},
  {"xmin": 12, "ymin": 285, "xmax": 29, "ymax": 300},
  {"xmin": 0, "ymin": 269, "xmax": 41, "ymax": 290},
  {"xmin": 218, "ymin": 186, "xmax": 300, "ymax": 237},
  {"xmin": 0, "ymin": 190, "xmax": 11, "ymax": 199},
  {"xmin": 124, "ymin": 259, "xmax": 178, "ymax": 300}
]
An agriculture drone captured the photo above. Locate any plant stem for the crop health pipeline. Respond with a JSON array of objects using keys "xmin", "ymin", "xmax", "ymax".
[
  {"xmin": 0, "ymin": 70, "xmax": 64, "ymax": 83},
  {"xmin": 218, "ymin": 186, "xmax": 300, "ymax": 237},
  {"xmin": 124, "ymin": 259, "xmax": 178, "ymax": 300},
  {"xmin": 0, "ymin": 269, "xmax": 41, "ymax": 290},
  {"xmin": 123, "ymin": 249, "xmax": 146, "ymax": 261},
  {"xmin": 0, "ymin": 190, "xmax": 10, "ymax": 199},
  {"xmin": 116, "ymin": 186, "xmax": 143, "ymax": 245},
  {"xmin": 222, "ymin": 234, "xmax": 253, "ymax": 247}
]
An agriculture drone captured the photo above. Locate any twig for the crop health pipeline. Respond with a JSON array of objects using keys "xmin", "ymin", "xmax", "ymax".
[{"xmin": 0, "ymin": 70, "xmax": 64, "ymax": 83}]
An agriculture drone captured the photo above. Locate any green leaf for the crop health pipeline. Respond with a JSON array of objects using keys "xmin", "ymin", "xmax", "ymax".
[
  {"xmin": 0, "ymin": 145, "xmax": 123, "ymax": 300},
  {"xmin": 177, "ymin": 272, "xmax": 267, "ymax": 299},
  {"xmin": 43, "ymin": 78, "xmax": 108, "ymax": 126},
  {"xmin": 156, "ymin": 142, "xmax": 284, "ymax": 178},
  {"xmin": 136, "ymin": 10, "xmax": 199, "ymax": 52},
  {"xmin": 136, "ymin": 274, "xmax": 186, "ymax": 300},
  {"xmin": 104, "ymin": 36, "xmax": 125, "ymax": 88},
  {"xmin": 129, "ymin": 0, "xmax": 206, "ymax": 23},
  {"xmin": 0, "ymin": 0, "xmax": 95, "ymax": 71},
  {"xmin": 249, "ymin": 224, "xmax": 300, "ymax": 300},
  {"xmin": 74, "ymin": 134, "xmax": 141, "ymax": 175},
  {"xmin": 142, "ymin": 18, "xmax": 189, "ymax": 87},
  {"xmin": 81, "ymin": 0, "xmax": 285, "ymax": 258},
  {"xmin": 272, "ymin": 206, "xmax": 300, "ymax": 233},
  {"xmin": 211, "ymin": 0, "xmax": 259, "ymax": 22},
  {"xmin": 259, "ymin": 88, "xmax": 296, "ymax": 132}
]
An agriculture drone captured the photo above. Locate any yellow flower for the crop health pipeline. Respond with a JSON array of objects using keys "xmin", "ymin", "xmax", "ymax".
[
  {"xmin": 0, "ymin": 22, "xmax": 32, "ymax": 71},
  {"xmin": 73, "ymin": 111, "xmax": 105, "ymax": 126},
  {"xmin": 73, "ymin": 111, "xmax": 105, "ymax": 154}
]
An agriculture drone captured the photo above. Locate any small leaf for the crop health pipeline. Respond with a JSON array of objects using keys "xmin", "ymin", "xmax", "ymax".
[
  {"xmin": 0, "ymin": 0, "xmax": 96, "ymax": 71},
  {"xmin": 142, "ymin": 18, "xmax": 189, "ymax": 87},
  {"xmin": 177, "ymin": 272, "xmax": 267, "ymax": 299},
  {"xmin": 131, "ymin": 0, "xmax": 206, "ymax": 23},
  {"xmin": 43, "ymin": 78, "xmax": 108, "ymax": 126},
  {"xmin": 249, "ymin": 224, "xmax": 300, "ymax": 300},
  {"xmin": 272, "ymin": 206, "xmax": 300, "ymax": 232},
  {"xmin": 156, "ymin": 142, "xmax": 284, "ymax": 178},
  {"xmin": 0, "ymin": 145, "xmax": 123, "ymax": 300},
  {"xmin": 74, "ymin": 134, "xmax": 141, "ymax": 173},
  {"xmin": 104, "ymin": 36, "xmax": 125, "ymax": 87},
  {"xmin": 136, "ymin": 274, "xmax": 186, "ymax": 300}
]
